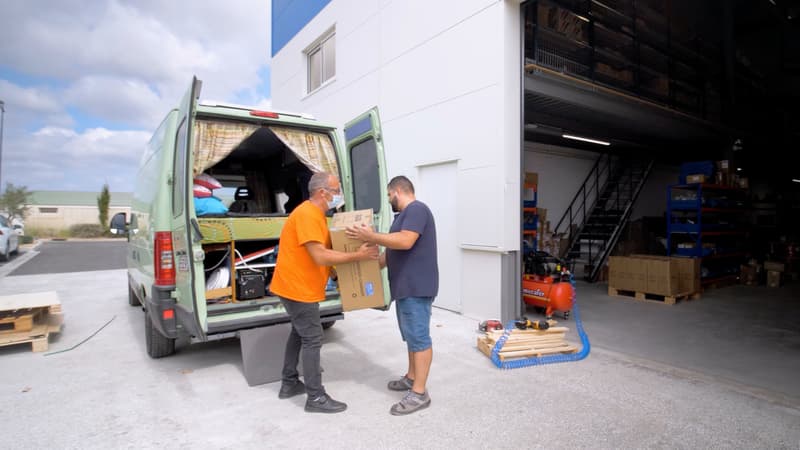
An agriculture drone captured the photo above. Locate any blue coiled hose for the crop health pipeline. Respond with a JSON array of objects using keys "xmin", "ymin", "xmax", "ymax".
[{"xmin": 490, "ymin": 274, "xmax": 590, "ymax": 369}]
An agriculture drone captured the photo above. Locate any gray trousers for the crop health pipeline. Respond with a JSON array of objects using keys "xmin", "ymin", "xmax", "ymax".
[{"xmin": 279, "ymin": 297, "xmax": 324, "ymax": 399}]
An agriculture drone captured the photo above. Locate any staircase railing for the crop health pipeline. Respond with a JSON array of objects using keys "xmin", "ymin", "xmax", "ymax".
[
  {"xmin": 552, "ymin": 153, "xmax": 617, "ymax": 252},
  {"xmin": 586, "ymin": 159, "xmax": 655, "ymax": 281}
]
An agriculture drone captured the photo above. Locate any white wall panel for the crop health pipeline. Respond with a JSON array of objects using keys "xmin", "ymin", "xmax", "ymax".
[{"xmin": 460, "ymin": 250, "xmax": 502, "ymax": 319}]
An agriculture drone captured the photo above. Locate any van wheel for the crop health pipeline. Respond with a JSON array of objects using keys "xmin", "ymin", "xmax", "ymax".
[
  {"xmin": 128, "ymin": 282, "xmax": 141, "ymax": 307},
  {"xmin": 322, "ymin": 320, "xmax": 336, "ymax": 330},
  {"xmin": 0, "ymin": 246, "xmax": 9, "ymax": 262},
  {"xmin": 145, "ymin": 310, "xmax": 175, "ymax": 358}
]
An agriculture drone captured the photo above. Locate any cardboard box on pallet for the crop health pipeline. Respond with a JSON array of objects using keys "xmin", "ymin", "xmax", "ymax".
[
  {"xmin": 610, "ymin": 255, "xmax": 700, "ymax": 296},
  {"xmin": 329, "ymin": 209, "xmax": 385, "ymax": 311},
  {"xmin": 767, "ymin": 270, "xmax": 782, "ymax": 288},
  {"xmin": 609, "ymin": 256, "xmax": 646, "ymax": 292}
]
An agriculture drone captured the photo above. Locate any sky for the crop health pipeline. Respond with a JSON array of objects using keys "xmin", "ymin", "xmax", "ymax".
[{"xmin": 0, "ymin": 0, "xmax": 272, "ymax": 193}]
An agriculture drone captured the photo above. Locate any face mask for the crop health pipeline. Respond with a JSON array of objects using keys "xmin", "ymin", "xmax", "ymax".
[{"xmin": 327, "ymin": 194, "xmax": 344, "ymax": 210}]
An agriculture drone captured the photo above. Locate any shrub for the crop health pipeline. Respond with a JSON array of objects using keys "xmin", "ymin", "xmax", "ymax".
[
  {"xmin": 21, "ymin": 235, "xmax": 34, "ymax": 244},
  {"xmin": 68, "ymin": 224, "xmax": 105, "ymax": 238}
]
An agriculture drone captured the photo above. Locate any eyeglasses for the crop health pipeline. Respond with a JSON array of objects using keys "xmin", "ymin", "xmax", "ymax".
[{"xmin": 323, "ymin": 187, "xmax": 341, "ymax": 194}]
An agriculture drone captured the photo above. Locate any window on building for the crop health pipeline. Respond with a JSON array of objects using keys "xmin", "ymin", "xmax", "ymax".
[
  {"xmin": 307, "ymin": 30, "xmax": 335, "ymax": 93},
  {"xmin": 39, "ymin": 207, "xmax": 58, "ymax": 213}
]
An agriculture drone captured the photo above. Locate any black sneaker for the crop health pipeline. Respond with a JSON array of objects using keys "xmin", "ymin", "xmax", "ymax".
[
  {"xmin": 305, "ymin": 394, "xmax": 347, "ymax": 414},
  {"xmin": 278, "ymin": 381, "xmax": 306, "ymax": 399}
]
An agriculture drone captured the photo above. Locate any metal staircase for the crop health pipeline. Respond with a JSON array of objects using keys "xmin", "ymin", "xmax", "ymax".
[{"xmin": 553, "ymin": 154, "xmax": 654, "ymax": 282}]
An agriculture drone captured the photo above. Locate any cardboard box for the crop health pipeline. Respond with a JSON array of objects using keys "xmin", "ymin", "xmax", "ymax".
[
  {"xmin": 329, "ymin": 209, "xmax": 385, "ymax": 311},
  {"xmin": 611, "ymin": 255, "xmax": 700, "ymax": 296},
  {"xmin": 524, "ymin": 172, "xmax": 539, "ymax": 186},
  {"xmin": 686, "ymin": 174, "xmax": 706, "ymax": 184},
  {"xmin": 740, "ymin": 265, "xmax": 758, "ymax": 285},
  {"xmin": 767, "ymin": 270, "xmax": 781, "ymax": 288},
  {"xmin": 764, "ymin": 261, "xmax": 785, "ymax": 272},
  {"xmin": 609, "ymin": 256, "xmax": 646, "ymax": 292}
]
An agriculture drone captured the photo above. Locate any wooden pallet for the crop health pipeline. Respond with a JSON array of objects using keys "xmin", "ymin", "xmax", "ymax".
[
  {"xmin": 608, "ymin": 287, "xmax": 701, "ymax": 305},
  {"xmin": 0, "ymin": 292, "xmax": 63, "ymax": 352},
  {"xmin": 477, "ymin": 327, "xmax": 578, "ymax": 361}
]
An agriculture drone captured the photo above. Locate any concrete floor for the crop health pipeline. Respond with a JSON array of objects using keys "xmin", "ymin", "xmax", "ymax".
[{"xmin": 0, "ymin": 256, "xmax": 798, "ymax": 448}]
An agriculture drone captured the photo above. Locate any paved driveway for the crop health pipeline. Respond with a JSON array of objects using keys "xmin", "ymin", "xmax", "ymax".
[
  {"xmin": 10, "ymin": 239, "xmax": 127, "ymax": 275},
  {"xmin": 0, "ymin": 241, "xmax": 798, "ymax": 448}
]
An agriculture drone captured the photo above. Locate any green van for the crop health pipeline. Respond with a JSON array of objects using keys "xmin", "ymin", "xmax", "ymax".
[{"xmin": 110, "ymin": 77, "xmax": 391, "ymax": 358}]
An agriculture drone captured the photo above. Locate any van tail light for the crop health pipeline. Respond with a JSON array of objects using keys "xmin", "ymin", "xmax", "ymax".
[
  {"xmin": 250, "ymin": 110, "xmax": 279, "ymax": 118},
  {"xmin": 154, "ymin": 231, "xmax": 175, "ymax": 286}
]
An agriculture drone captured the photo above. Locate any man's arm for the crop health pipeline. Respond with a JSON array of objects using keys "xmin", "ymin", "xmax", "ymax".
[
  {"xmin": 345, "ymin": 225, "xmax": 419, "ymax": 250},
  {"xmin": 304, "ymin": 241, "xmax": 378, "ymax": 267}
]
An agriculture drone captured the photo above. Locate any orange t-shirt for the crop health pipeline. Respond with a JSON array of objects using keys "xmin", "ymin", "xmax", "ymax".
[{"xmin": 270, "ymin": 200, "xmax": 331, "ymax": 302}]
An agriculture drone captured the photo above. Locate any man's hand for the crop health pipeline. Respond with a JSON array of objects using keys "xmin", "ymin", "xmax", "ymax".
[
  {"xmin": 357, "ymin": 242, "xmax": 379, "ymax": 261},
  {"xmin": 345, "ymin": 224, "xmax": 375, "ymax": 243}
]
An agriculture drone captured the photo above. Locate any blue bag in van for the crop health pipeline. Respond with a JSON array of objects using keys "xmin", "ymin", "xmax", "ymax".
[{"xmin": 194, "ymin": 196, "xmax": 228, "ymax": 216}]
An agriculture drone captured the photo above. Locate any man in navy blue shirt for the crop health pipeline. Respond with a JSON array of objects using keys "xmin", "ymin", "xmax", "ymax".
[{"xmin": 346, "ymin": 175, "xmax": 438, "ymax": 416}]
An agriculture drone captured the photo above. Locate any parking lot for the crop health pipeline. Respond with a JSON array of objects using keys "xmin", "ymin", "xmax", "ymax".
[{"xmin": 1, "ymin": 240, "xmax": 798, "ymax": 449}]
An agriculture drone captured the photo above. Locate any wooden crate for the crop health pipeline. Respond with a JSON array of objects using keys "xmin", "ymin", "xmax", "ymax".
[
  {"xmin": 0, "ymin": 292, "xmax": 63, "ymax": 353},
  {"xmin": 477, "ymin": 326, "xmax": 578, "ymax": 361}
]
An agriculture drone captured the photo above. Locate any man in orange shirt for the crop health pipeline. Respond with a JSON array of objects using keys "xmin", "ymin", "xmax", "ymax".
[{"xmin": 270, "ymin": 172, "xmax": 378, "ymax": 414}]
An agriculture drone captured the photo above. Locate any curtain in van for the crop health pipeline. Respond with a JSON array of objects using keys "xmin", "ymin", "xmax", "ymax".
[
  {"xmin": 269, "ymin": 126, "xmax": 339, "ymax": 175},
  {"xmin": 192, "ymin": 121, "xmax": 260, "ymax": 177}
]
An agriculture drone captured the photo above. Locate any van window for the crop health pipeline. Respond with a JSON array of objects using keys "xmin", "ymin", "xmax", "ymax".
[
  {"xmin": 173, "ymin": 118, "xmax": 188, "ymax": 217},
  {"xmin": 350, "ymin": 139, "xmax": 380, "ymax": 213}
]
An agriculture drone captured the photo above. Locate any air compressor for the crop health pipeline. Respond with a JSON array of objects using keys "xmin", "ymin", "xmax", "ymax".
[{"xmin": 522, "ymin": 251, "xmax": 574, "ymax": 320}]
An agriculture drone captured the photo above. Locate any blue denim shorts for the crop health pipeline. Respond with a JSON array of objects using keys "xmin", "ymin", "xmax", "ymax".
[{"xmin": 395, "ymin": 297, "xmax": 434, "ymax": 352}]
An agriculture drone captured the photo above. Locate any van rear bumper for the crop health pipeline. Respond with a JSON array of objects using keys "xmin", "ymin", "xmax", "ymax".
[
  {"xmin": 146, "ymin": 285, "xmax": 179, "ymax": 339},
  {"xmin": 206, "ymin": 305, "xmax": 343, "ymax": 335}
]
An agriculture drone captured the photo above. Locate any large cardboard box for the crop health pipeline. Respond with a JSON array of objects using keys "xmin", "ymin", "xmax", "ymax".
[
  {"xmin": 767, "ymin": 270, "xmax": 782, "ymax": 288},
  {"xmin": 609, "ymin": 256, "xmax": 646, "ymax": 292},
  {"xmin": 611, "ymin": 255, "xmax": 700, "ymax": 296},
  {"xmin": 641, "ymin": 256, "xmax": 680, "ymax": 296},
  {"xmin": 764, "ymin": 261, "xmax": 785, "ymax": 272},
  {"xmin": 329, "ymin": 209, "xmax": 385, "ymax": 311}
]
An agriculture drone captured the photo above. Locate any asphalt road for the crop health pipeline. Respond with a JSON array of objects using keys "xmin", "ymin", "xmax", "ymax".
[{"xmin": 10, "ymin": 239, "xmax": 127, "ymax": 275}]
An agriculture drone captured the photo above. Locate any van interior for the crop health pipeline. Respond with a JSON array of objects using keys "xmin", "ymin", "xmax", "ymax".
[{"xmin": 193, "ymin": 119, "xmax": 338, "ymax": 312}]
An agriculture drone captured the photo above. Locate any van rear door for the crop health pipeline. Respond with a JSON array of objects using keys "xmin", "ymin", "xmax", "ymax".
[
  {"xmin": 342, "ymin": 107, "xmax": 392, "ymax": 308},
  {"xmin": 171, "ymin": 76, "xmax": 207, "ymax": 339}
]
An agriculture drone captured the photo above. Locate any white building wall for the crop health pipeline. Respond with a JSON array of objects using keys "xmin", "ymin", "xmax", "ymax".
[
  {"xmin": 25, "ymin": 206, "xmax": 131, "ymax": 230},
  {"xmin": 272, "ymin": 0, "xmax": 522, "ymax": 319}
]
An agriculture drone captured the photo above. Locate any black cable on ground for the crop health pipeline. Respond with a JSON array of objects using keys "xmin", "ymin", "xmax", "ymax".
[{"xmin": 44, "ymin": 315, "xmax": 116, "ymax": 356}]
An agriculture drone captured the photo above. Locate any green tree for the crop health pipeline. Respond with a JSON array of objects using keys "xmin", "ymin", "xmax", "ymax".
[
  {"xmin": 0, "ymin": 183, "xmax": 31, "ymax": 224},
  {"xmin": 98, "ymin": 183, "xmax": 110, "ymax": 233}
]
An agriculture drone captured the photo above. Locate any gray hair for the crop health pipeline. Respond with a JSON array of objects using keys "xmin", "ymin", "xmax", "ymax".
[{"xmin": 308, "ymin": 172, "xmax": 334, "ymax": 193}]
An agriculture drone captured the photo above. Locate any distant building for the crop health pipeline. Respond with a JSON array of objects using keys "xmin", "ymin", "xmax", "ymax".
[{"xmin": 24, "ymin": 191, "xmax": 132, "ymax": 230}]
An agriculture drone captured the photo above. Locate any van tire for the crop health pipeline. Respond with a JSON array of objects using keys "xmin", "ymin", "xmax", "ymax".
[
  {"xmin": 128, "ymin": 283, "xmax": 142, "ymax": 307},
  {"xmin": 322, "ymin": 320, "xmax": 336, "ymax": 330},
  {"xmin": 145, "ymin": 310, "xmax": 176, "ymax": 358}
]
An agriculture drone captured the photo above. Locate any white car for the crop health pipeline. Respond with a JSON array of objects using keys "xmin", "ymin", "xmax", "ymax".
[{"xmin": 0, "ymin": 215, "xmax": 20, "ymax": 261}]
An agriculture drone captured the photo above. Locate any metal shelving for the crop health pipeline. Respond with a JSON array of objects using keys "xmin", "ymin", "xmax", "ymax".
[
  {"xmin": 666, "ymin": 183, "xmax": 750, "ymax": 286},
  {"xmin": 525, "ymin": 0, "xmax": 723, "ymax": 121}
]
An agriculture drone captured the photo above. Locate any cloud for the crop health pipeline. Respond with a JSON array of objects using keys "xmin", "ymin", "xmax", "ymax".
[
  {"xmin": 0, "ymin": 0, "xmax": 272, "ymax": 191},
  {"xmin": 64, "ymin": 76, "xmax": 165, "ymax": 128},
  {"xmin": 5, "ymin": 126, "xmax": 150, "ymax": 191}
]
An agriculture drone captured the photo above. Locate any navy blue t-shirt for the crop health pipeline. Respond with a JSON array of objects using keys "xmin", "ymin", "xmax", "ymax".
[{"xmin": 385, "ymin": 200, "xmax": 439, "ymax": 300}]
